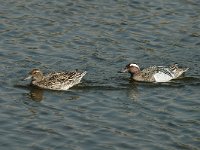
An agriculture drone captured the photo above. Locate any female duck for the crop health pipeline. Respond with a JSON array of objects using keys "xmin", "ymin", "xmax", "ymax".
[
  {"xmin": 121, "ymin": 63, "xmax": 189, "ymax": 82},
  {"xmin": 24, "ymin": 69, "xmax": 87, "ymax": 90}
]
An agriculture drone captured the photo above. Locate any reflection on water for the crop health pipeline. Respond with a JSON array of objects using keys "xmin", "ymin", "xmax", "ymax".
[
  {"xmin": 14, "ymin": 84, "xmax": 44, "ymax": 101},
  {"xmin": 28, "ymin": 86, "xmax": 82, "ymax": 102},
  {"xmin": 126, "ymin": 81, "xmax": 140, "ymax": 101},
  {"xmin": 29, "ymin": 87, "xmax": 44, "ymax": 102},
  {"xmin": 26, "ymin": 82, "xmax": 139, "ymax": 102}
]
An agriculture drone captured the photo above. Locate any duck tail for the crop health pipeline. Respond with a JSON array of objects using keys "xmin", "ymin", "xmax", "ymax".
[
  {"xmin": 81, "ymin": 71, "xmax": 87, "ymax": 77},
  {"xmin": 176, "ymin": 67, "xmax": 189, "ymax": 78},
  {"xmin": 183, "ymin": 67, "xmax": 189, "ymax": 72}
]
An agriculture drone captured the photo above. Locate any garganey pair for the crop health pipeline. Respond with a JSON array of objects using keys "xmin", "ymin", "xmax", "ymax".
[{"xmin": 24, "ymin": 63, "xmax": 189, "ymax": 91}]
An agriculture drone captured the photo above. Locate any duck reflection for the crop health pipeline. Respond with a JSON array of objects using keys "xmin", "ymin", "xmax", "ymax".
[
  {"xmin": 14, "ymin": 84, "xmax": 44, "ymax": 102},
  {"xmin": 29, "ymin": 87, "xmax": 44, "ymax": 102},
  {"xmin": 126, "ymin": 80, "xmax": 140, "ymax": 101}
]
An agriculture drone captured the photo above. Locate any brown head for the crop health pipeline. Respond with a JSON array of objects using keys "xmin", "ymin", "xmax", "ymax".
[
  {"xmin": 24, "ymin": 69, "xmax": 43, "ymax": 82},
  {"xmin": 121, "ymin": 63, "xmax": 141, "ymax": 77}
]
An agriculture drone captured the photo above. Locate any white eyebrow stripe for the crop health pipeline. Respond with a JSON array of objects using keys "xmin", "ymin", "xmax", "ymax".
[{"xmin": 130, "ymin": 64, "xmax": 139, "ymax": 68}]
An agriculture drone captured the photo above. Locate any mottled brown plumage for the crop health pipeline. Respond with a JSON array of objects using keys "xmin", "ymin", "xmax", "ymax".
[{"xmin": 24, "ymin": 69, "xmax": 86, "ymax": 90}]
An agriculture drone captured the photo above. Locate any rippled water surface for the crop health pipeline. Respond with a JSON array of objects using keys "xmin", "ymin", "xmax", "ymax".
[{"xmin": 0, "ymin": 0, "xmax": 200, "ymax": 149}]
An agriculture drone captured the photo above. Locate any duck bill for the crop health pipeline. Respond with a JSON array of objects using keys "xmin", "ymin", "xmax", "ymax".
[
  {"xmin": 119, "ymin": 68, "xmax": 128, "ymax": 73},
  {"xmin": 23, "ymin": 75, "xmax": 32, "ymax": 80}
]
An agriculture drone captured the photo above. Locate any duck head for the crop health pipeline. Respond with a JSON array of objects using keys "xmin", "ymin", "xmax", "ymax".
[
  {"xmin": 121, "ymin": 63, "xmax": 140, "ymax": 77},
  {"xmin": 24, "ymin": 69, "xmax": 43, "ymax": 82}
]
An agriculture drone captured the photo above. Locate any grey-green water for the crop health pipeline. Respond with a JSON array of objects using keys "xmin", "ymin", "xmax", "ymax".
[{"xmin": 0, "ymin": 0, "xmax": 200, "ymax": 149}]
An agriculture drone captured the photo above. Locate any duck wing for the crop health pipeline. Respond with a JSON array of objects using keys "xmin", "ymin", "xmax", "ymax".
[
  {"xmin": 37, "ymin": 71, "xmax": 86, "ymax": 90},
  {"xmin": 141, "ymin": 66, "xmax": 174, "ymax": 82},
  {"xmin": 139, "ymin": 64, "xmax": 188, "ymax": 82},
  {"xmin": 47, "ymin": 71, "xmax": 86, "ymax": 83},
  {"xmin": 153, "ymin": 66, "xmax": 175, "ymax": 82}
]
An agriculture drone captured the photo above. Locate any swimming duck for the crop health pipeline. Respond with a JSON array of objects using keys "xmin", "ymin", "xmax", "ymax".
[
  {"xmin": 24, "ymin": 69, "xmax": 87, "ymax": 90},
  {"xmin": 121, "ymin": 63, "xmax": 189, "ymax": 82}
]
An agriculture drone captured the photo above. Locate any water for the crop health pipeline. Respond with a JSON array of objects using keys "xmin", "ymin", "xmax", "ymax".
[{"xmin": 0, "ymin": 0, "xmax": 200, "ymax": 149}]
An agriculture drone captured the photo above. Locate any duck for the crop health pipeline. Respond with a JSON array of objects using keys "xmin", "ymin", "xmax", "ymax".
[
  {"xmin": 24, "ymin": 69, "xmax": 87, "ymax": 90},
  {"xmin": 121, "ymin": 63, "xmax": 189, "ymax": 82}
]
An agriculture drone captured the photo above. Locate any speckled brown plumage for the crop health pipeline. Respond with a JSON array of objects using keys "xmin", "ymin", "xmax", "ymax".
[{"xmin": 24, "ymin": 69, "xmax": 87, "ymax": 90}]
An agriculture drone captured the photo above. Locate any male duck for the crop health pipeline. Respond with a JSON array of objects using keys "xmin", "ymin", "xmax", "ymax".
[
  {"xmin": 121, "ymin": 63, "xmax": 189, "ymax": 82},
  {"xmin": 24, "ymin": 69, "xmax": 87, "ymax": 90}
]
